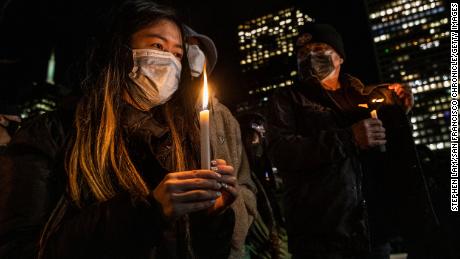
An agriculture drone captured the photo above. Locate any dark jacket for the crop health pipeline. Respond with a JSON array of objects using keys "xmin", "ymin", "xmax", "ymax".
[
  {"xmin": 267, "ymin": 74, "xmax": 437, "ymax": 256},
  {"xmin": 0, "ymin": 104, "xmax": 234, "ymax": 259}
]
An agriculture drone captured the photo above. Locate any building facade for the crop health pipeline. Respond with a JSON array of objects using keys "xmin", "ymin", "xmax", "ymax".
[
  {"xmin": 236, "ymin": 7, "xmax": 314, "ymax": 113},
  {"xmin": 366, "ymin": 0, "xmax": 450, "ymax": 151}
]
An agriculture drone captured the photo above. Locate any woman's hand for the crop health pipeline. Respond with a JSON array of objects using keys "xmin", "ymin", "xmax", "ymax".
[
  {"xmin": 0, "ymin": 114, "xmax": 21, "ymax": 146},
  {"xmin": 207, "ymin": 159, "xmax": 239, "ymax": 215},
  {"xmin": 152, "ymin": 170, "xmax": 224, "ymax": 220}
]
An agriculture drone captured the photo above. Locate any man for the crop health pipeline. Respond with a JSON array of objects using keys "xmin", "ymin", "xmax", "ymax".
[{"xmin": 267, "ymin": 23, "xmax": 437, "ymax": 259}]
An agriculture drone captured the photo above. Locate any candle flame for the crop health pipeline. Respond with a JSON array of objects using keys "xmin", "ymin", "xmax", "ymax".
[
  {"xmin": 202, "ymin": 64, "xmax": 209, "ymax": 110},
  {"xmin": 371, "ymin": 98, "xmax": 384, "ymax": 103}
]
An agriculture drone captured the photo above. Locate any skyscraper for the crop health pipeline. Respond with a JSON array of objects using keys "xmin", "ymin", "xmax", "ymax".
[
  {"xmin": 366, "ymin": 0, "xmax": 450, "ymax": 151},
  {"xmin": 235, "ymin": 7, "xmax": 314, "ymax": 113}
]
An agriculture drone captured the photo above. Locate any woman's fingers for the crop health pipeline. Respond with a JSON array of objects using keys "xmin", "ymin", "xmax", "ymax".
[
  {"xmin": 167, "ymin": 178, "xmax": 222, "ymax": 192},
  {"xmin": 155, "ymin": 164, "xmax": 240, "ymax": 218},
  {"xmin": 162, "ymin": 168, "xmax": 236, "ymax": 193},
  {"xmin": 171, "ymin": 190, "xmax": 221, "ymax": 202},
  {"xmin": 224, "ymin": 186, "xmax": 238, "ymax": 198},
  {"xmin": 219, "ymin": 175, "xmax": 237, "ymax": 186},
  {"xmin": 213, "ymin": 159, "xmax": 227, "ymax": 166},
  {"xmin": 166, "ymin": 174, "xmax": 237, "ymax": 193},
  {"xmin": 212, "ymin": 158, "xmax": 237, "ymax": 187},
  {"xmin": 216, "ymin": 165, "xmax": 235, "ymax": 176},
  {"xmin": 168, "ymin": 170, "xmax": 222, "ymax": 180}
]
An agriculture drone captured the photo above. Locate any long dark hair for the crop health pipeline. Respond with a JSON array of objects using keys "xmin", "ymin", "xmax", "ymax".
[{"xmin": 66, "ymin": 0, "xmax": 200, "ymax": 206}]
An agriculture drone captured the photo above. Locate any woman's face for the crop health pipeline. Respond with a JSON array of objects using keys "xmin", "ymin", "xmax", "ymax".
[{"xmin": 130, "ymin": 19, "xmax": 184, "ymax": 61}]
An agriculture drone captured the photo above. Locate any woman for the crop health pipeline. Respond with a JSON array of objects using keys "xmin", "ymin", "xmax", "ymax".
[{"xmin": 0, "ymin": 1, "xmax": 238, "ymax": 258}]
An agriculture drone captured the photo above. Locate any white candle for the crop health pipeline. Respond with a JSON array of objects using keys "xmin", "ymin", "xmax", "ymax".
[{"xmin": 200, "ymin": 67, "xmax": 211, "ymax": 169}]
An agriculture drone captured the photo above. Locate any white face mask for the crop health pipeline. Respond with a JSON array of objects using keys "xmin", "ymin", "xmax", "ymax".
[
  {"xmin": 128, "ymin": 49, "xmax": 182, "ymax": 111},
  {"xmin": 186, "ymin": 44, "xmax": 206, "ymax": 77}
]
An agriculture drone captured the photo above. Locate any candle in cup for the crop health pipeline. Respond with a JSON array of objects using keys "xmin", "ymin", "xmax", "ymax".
[{"xmin": 199, "ymin": 67, "xmax": 211, "ymax": 169}]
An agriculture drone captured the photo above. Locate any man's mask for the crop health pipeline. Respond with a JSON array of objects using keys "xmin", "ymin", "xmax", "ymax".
[
  {"xmin": 298, "ymin": 50, "xmax": 335, "ymax": 82},
  {"xmin": 187, "ymin": 44, "xmax": 206, "ymax": 77}
]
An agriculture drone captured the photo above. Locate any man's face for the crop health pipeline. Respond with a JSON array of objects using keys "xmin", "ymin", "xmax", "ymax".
[
  {"xmin": 186, "ymin": 36, "xmax": 208, "ymax": 77},
  {"xmin": 297, "ymin": 42, "xmax": 343, "ymax": 69},
  {"xmin": 296, "ymin": 42, "xmax": 344, "ymax": 86}
]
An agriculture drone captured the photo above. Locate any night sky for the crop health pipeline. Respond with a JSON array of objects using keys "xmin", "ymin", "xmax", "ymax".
[{"xmin": 0, "ymin": 0, "xmax": 380, "ymax": 110}]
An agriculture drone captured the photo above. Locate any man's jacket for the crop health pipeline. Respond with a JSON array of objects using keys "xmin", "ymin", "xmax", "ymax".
[{"xmin": 267, "ymin": 74, "xmax": 437, "ymax": 256}]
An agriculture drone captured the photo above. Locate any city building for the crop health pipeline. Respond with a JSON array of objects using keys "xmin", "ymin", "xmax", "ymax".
[
  {"xmin": 235, "ymin": 7, "xmax": 314, "ymax": 113},
  {"xmin": 366, "ymin": 0, "xmax": 450, "ymax": 151}
]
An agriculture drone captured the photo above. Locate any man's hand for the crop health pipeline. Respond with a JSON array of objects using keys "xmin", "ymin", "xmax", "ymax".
[
  {"xmin": 0, "ymin": 114, "xmax": 21, "ymax": 145},
  {"xmin": 351, "ymin": 118, "xmax": 386, "ymax": 150},
  {"xmin": 388, "ymin": 83, "xmax": 414, "ymax": 113}
]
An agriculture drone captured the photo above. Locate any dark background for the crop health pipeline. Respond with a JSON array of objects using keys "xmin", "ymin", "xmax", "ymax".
[
  {"xmin": 0, "ymin": 0, "xmax": 379, "ymax": 110},
  {"xmin": 0, "ymin": 0, "xmax": 458, "ymax": 255}
]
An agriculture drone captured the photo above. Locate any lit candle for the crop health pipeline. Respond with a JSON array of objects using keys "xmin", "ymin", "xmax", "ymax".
[
  {"xmin": 370, "ymin": 109, "xmax": 378, "ymax": 119},
  {"xmin": 200, "ymin": 66, "xmax": 211, "ymax": 169}
]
